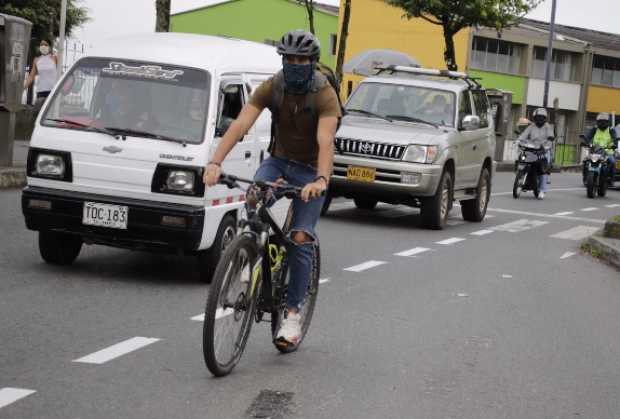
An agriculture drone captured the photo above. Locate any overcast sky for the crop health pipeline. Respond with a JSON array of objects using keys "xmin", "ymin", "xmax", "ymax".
[{"xmin": 71, "ymin": 0, "xmax": 620, "ymax": 52}]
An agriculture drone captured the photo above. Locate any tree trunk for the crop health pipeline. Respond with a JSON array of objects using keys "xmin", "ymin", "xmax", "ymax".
[
  {"xmin": 155, "ymin": 0, "xmax": 171, "ymax": 32},
  {"xmin": 335, "ymin": 0, "xmax": 351, "ymax": 85},
  {"xmin": 442, "ymin": 27, "xmax": 458, "ymax": 71},
  {"xmin": 304, "ymin": 0, "xmax": 316, "ymax": 35}
]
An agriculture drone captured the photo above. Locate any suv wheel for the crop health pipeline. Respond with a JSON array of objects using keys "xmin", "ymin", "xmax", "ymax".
[
  {"xmin": 39, "ymin": 231, "xmax": 82, "ymax": 265},
  {"xmin": 354, "ymin": 197, "xmax": 378, "ymax": 210},
  {"xmin": 197, "ymin": 214, "xmax": 236, "ymax": 283},
  {"xmin": 421, "ymin": 169, "xmax": 452, "ymax": 230},
  {"xmin": 461, "ymin": 167, "xmax": 491, "ymax": 222}
]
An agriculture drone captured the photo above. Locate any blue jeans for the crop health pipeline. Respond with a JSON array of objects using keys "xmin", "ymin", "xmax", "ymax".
[
  {"xmin": 539, "ymin": 150, "xmax": 551, "ymax": 192},
  {"xmin": 607, "ymin": 155, "xmax": 616, "ymax": 180},
  {"xmin": 254, "ymin": 157, "xmax": 324, "ymax": 311}
]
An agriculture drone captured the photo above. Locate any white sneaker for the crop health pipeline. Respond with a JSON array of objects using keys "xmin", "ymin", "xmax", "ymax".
[
  {"xmin": 538, "ymin": 191, "xmax": 545, "ymax": 200},
  {"xmin": 276, "ymin": 312, "xmax": 301, "ymax": 345}
]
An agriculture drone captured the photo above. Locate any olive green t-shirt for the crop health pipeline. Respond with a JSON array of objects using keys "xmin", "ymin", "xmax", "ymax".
[{"xmin": 249, "ymin": 78, "xmax": 341, "ymax": 166}]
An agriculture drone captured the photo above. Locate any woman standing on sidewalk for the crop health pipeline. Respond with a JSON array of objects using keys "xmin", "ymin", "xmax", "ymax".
[{"xmin": 24, "ymin": 39, "xmax": 58, "ymax": 112}]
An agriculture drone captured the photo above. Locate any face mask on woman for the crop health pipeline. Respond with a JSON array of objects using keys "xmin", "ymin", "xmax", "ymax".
[{"xmin": 39, "ymin": 45, "xmax": 50, "ymax": 55}]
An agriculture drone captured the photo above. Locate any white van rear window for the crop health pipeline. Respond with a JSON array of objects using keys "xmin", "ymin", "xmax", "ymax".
[{"xmin": 41, "ymin": 57, "xmax": 211, "ymax": 145}]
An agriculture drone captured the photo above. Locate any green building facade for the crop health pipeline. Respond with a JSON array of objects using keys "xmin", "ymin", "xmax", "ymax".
[{"xmin": 170, "ymin": 0, "xmax": 339, "ymax": 68}]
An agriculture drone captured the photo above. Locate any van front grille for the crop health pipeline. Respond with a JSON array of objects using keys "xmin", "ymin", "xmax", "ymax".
[{"xmin": 335, "ymin": 138, "xmax": 405, "ymax": 160}]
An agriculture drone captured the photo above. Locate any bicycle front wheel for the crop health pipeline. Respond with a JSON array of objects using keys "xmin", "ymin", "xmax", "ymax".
[{"xmin": 203, "ymin": 234, "xmax": 260, "ymax": 376}]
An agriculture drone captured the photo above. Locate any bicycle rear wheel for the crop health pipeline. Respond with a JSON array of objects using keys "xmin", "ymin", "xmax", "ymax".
[
  {"xmin": 271, "ymin": 244, "xmax": 321, "ymax": 353},
  {"xmin": 203, "ymin": 234, "xmax": 260, "ymax": 376}
]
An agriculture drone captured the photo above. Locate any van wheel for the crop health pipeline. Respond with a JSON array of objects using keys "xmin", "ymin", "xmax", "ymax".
[
  {"xmin": 461, "ymin": 167, "xmax": 490, "ymax": 222},
  {"xmin": 354, "ymin": 197, "xmax": 378, "ymax": 210},
  {"xmin": 39, "ymin": 231, "xmax": 82, "ymax": 265},
  {"xmin": 421, "ymin": 169, "xmax": 452, "ymax": 230},
  {"xmin": 198, "ymin": 214, "xmax": 236, "ymax": 283}
]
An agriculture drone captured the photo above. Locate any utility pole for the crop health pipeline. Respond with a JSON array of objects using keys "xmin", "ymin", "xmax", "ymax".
[
  {"xmin": 542, "ymin": 0, "xmax": 557, "ymax": 109},
  {"xmin": 58, "ymin": 0, "xmax": 67, "ymax": 73}
]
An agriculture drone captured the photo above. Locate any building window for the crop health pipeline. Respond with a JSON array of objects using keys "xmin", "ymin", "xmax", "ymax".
[
  {"xmin": 592, "ymin": 55, "xmax": 620, "ymax": 88},
  {"xmin": 471, "ymin": 37, "xmax": 523, "ymax": 74},
  {"xmin": 532, "ymin": 47, "xmax": 576, "ymax": 82},
  {"xmin": 330, "ymin": 34, "xmax": 337, "ymax": 56}
]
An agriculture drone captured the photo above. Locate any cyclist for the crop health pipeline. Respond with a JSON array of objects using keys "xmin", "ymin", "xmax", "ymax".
[{"xmin": 203, "ymin": 30, "xmax": 341, "ymax": 349}]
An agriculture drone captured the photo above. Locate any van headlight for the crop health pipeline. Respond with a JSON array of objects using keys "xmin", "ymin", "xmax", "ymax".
[
  {"xmin": 402, "ymin": 145, "xmax": 437, "ymax": 164},
  {"xmin": 152, "ymin": 164, "xmax": 205, "ymax": 197},
  {"xmin": 27, "ymin": 148, "xmax": 73, "ymax": 181}
]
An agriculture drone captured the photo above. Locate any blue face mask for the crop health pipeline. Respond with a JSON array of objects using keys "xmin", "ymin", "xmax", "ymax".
[{"xmin": 282, "ymin": 62, "xmax": 314, "ymax": 94}]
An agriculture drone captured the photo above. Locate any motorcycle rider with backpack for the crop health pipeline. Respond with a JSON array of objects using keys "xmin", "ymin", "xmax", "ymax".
[
  {"xmin": 517, "ymin": 108, "xmax": 554, "ymax": 199},
  {"xmin": 203, "ymin": 30, "xmax": 342, "ymax": 349}
]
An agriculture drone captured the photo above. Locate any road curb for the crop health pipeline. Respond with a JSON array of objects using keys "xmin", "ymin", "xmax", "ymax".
[
  {"xmin": 0, "ymin": 167, "xmax": 26, "ymax": 190},
  {"xmin": 582, "ymin": 232, "xmax": 620, "ymax": 271}
]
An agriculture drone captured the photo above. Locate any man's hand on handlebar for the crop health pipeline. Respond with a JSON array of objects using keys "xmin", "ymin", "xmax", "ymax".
[
  {"xmin": 301, "ymin": 178, "xmax": 327, "ymax": 203},
  {"xmin": 203, "ymin": 163, "xmax": 222, "ymax": 187}
]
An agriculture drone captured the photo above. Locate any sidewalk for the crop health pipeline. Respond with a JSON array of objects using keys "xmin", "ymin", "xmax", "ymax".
[
  {"xmin": 583, "ymin": 216, "xmax": 620, "ymax": 271},
  {"xmin": 0, "ymin": 140, "xmax": 29, "ymax": 189}
]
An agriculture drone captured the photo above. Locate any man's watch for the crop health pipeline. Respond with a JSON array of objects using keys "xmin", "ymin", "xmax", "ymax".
[{"xmin": 314, "ymin": 175, "xmax": 328, "ymax": 186}]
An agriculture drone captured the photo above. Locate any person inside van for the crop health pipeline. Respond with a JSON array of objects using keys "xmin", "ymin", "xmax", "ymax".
[
  {"xmin": 101, "ymin": 80, "xmax": 158, "ymax": 132},
  {"xmin": 204, "ymin": 29, "xmax": 341, "ymax": 350},
  {"xmin": 425, "ymin": 94, "xmax": 452, "ymax": 126}
]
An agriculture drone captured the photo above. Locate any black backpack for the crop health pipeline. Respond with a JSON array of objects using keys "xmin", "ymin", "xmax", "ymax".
[{"xmin": 268, "ymin": 62, "xmax": 344, "ymax": 154}]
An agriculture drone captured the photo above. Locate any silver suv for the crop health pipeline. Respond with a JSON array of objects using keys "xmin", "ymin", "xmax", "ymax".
[{"xmin": 328, "ymin": 67, "xmax": 496, "ymax": 229}]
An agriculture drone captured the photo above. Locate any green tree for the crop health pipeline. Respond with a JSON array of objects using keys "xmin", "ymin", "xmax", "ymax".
[
  {"xmin": 0, "ymin": 0, "xmax": 89, "ymax": 51},
  {"xmin": 155, "ymin": 0, "xmax": 170, "ymax": 32},
  {"xmin": 384, "ymin": 0, "xmax": 541, "ymax": 71}
]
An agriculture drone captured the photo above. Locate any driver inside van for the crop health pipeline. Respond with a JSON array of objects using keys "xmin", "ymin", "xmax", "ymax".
[
  {"xmin": 101, "ymin": 80, "xmax": 157, "ymax": 132},
  {"xmin": 425, "ymin": 94, "xmax": 452, "ymax": 125}
]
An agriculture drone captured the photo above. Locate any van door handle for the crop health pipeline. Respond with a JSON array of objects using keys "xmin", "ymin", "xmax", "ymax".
[{"xmin": 245, "ymin": 151, "xmax": 252, "ymax": 159}]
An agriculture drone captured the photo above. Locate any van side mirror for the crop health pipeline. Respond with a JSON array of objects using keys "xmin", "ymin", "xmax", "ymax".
[{"xmin": 461, "ymin": 115, "xmax": 480, "ymax": 131}]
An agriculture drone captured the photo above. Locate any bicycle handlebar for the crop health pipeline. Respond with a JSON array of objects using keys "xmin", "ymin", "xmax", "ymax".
[{"xmin": 218, "ymin": 173, "xmax": 325, "ymax": 199}]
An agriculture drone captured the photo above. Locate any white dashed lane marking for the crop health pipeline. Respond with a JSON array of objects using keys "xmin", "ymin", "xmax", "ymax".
[
  {"xmin": 73, "ymin": 337, "xmax": 160, "ymax": 365},
  {"xmin": 471, "ymin": 229, "xmax": 494, "ymax": 236},
  {"xmin": 580, "ymin": 207, "xmax": 599, "ymax": 212},
  {"xmin": 491, "ymin": 219, "xmax": 548, "ymax": 233},
  {"xmin": 191, "ymin": 314, "xmax": 205, "ymax": 322},
  {"xmin": 0, "ymin": 388, "xmax": 36, "ymax": 410},
  {"xmin": 560, "ymin": 251, "xmax": 577, "ymax": 259},
  {"xmin": 395, "ymin": 247, "xmax": 431, "ymax": 257},
  {"xmin": 553, "ymin": 211, "xmax": 574, "ymax": 216},
  {"xmin": 606, "ymin": 204, "xmax": 620, "ymax": 208},
  {"xmin": 319, "ymin": 278, "xmax": 330, "ymax": 284},
  {"xmin": 551, "ymin": 226, "xmax": 599, "ymax": 241},
  {"xmin": 436, "ymin": 237, "xmax": 466, "ymax": 245},
  {"xmin": 344, "ymin": 260, "xmax": 387, "ymax": 272}
]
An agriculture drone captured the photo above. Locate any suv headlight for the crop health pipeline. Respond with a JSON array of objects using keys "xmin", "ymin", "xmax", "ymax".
[
  {"xmin": 27, "ymin": 148, "xmax": 73, "ymax": 181},
  {"xmin": 402, "ymin": 145, "xmax": 437, "ymax": 164},
  {"xmin": 152, "ymin": 164, "xmax": 205, "ymax": 197}
]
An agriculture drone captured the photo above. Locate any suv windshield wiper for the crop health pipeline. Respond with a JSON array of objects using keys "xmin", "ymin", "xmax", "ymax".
[
  {"xmin": 385, "ymin": 115, "xmax": 439, "ymax": 129},
  {"xmin": 105, "ymin": 127, "xmax": 188, "ymax": 147},
  {"xmin": 45, "ymin": 118, "xmax": 120, "ymax": 139},
  {"xmin": 346, "ymin": 108, "xmax": 393, "ymax": 122}
]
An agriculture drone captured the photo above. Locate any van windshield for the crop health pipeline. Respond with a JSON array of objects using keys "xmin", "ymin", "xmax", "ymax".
[
  {"xmin": 41, "ymin": 57, "xmax": 210, "ymax": 144},
  {"xmin": 346, "ymin": 82, "xmax": 456, "ymax": 128}
]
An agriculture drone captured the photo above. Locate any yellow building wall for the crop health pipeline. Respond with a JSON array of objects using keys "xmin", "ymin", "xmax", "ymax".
[
  {"xmin": 587, "ymin": 85, "xmax": 620, "ymax": 115},
  {"xmin": 337, "ymin": 0, "xmax": 471, "ymax": 98}
]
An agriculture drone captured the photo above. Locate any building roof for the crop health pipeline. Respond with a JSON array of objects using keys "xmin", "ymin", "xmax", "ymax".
[
  {"xmin": 520, "ymin": 18, "xmax": 620, "ymax": 53},
  {"xmin": 89, "ymin": 32, "xmax": 281, "ymax": 73},
  {"xmin": 172, "ymin": 0, "xmax": 339, "ymax": 17}
]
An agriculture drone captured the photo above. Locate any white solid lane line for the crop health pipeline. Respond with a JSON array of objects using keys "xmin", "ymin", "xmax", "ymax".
[
  {"xmin": 487, "ymin": 208, "xmax": 605, "ymax": 224},
  {"xmin": 0, "ymin": 388, "xmax": 36, "ymax": 410},
  {"xmin": 606, "ymin": 204, "xmax": 620, "ymax": 208},
  {"xmin": 344, "ymin": 260, "xmax": 387, "ymax": 272},
  {"xmin": 580, "ymin": 207, "xmax": 599, "ymax": 212},
  {"xmin": 551, "ymin": 226, "xmax": 600, "ymax": 241},
  {"xmin": 395, "ymin": 247, "xmax": 431, "ymax": 257},
  {"xmin": 73, "ymin": 337, "xmax": 160, "ymax": 365},
  {"xmin": 470, "ymin": 229, "xmax": 494, "ymax": 236},
  {"xmin": 436, "ymin": 237, "xmax": 466, "ymax": 245},
  {"xmin": 560, "ymin": 251, "xmax": 577, "ymax": 259},
  {"xmin": 553, "ymin": 211, "xmax": 574, "ymax": 216}
]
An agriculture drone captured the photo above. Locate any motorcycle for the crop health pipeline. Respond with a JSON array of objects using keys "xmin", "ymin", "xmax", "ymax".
[
  {"xmin": 582, "ymin": 142, "xmax": 613, "ymax": 198},
  {"xmin": 513, "ymin": 140, "xmax": 551, "ymax": 199}
]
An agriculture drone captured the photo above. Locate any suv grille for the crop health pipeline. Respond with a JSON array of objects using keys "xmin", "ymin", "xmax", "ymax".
[{"xmin": 335, "ymin": 138, "xmax": 406, "ymax": 160}]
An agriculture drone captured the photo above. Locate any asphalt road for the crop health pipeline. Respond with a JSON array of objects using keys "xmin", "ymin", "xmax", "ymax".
[{"xmin": 1, "ymin": 173, "xmax": 619, "ymax": 419}]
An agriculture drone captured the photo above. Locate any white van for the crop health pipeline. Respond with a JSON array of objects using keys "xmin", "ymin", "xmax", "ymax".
[{"xmin": 21, "ymin": 33, "xmax": 286, "ymax": 279}]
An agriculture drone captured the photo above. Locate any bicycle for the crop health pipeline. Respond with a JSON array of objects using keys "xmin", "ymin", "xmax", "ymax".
[{"xmin": 202, "ymin": 173, "xmax": 322, "ymax": 377}]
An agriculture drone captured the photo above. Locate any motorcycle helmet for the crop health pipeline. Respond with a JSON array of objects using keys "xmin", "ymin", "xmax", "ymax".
[
  {"xmin": 532, "ymin": 108, "xmax": 547, "ymax": 128},
  {"xmin": 596, "ymin": 112, "xmax": 610, "ymax": 130}
]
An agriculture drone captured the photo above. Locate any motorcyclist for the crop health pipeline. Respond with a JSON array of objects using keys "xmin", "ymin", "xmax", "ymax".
[
  {"xmin": 583, "ymin": 112, "xmax": 618, "ymax": 186},
  {"xmin": 517, "ymin": 108, "xmax": 554, "ymax": 199}
]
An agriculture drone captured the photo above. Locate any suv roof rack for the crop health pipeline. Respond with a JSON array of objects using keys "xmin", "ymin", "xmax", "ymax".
[{"xmin": 374, "ymin": 65, "xmax": 482, "ymax": 89}]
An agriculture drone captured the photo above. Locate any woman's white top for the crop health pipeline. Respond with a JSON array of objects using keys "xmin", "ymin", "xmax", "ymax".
[{"xmin": 36, "ymin": 55, "xmax": 58, "ymax": 93}]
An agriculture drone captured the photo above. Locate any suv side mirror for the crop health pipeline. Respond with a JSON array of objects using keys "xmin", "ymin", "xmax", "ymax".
[{"xmin": 461, "ymin": 115, "xmax": 480, "ymax": 131}]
